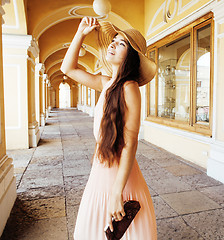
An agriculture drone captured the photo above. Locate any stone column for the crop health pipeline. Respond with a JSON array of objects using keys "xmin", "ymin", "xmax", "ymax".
[
  {"xmin": 45, "ymin": 78, "xmax": 49, "ymax": 119},
  {"xmin": 47, "ymin": 81, "xmax": 51, "ymax": 112},
  {"xmin": 2, "ymin": 31, "xmax": 40, "ymax": 148},
  {"xmin": 55, "ymin": 84, "xmax": 59, "ymax": 108},
  {"xmin": 208, "ymin": 1, "xmax": 224, "ymax": 183},
  {"xmin": 50, "ymin": 86, "xmax": 56, "ymax": 108},
  {"xmin": 27, "ymin": 38, "xmax": 40, "ymax": 147},
  {"xmin": 0, "ymin": 0, "xmax": 16, "ymax": 236},
  {"xmin": 35, "ymin": 63, "xmax": 45, "ymax": 126},
  {"xmin": 39, "ymin": 66, "xmax": 45, "ymax": 126}
]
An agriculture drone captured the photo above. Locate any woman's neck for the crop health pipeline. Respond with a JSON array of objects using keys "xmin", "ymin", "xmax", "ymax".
[{"xmin": 111, "ymin": 65, "xmax": 119, "ymax": 80}]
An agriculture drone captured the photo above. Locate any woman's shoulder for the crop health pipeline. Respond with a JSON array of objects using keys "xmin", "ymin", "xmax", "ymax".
[
  {"xmin": 123, "ymin": 80, "xmax": 141, "ymax": 105},
  {"xmin": 123, "ymin": 80, "xmax": 138, "ymax": 88},
  {"xmin": 101, "ymin": 76, "xmax": 112, "ymax": 89}
]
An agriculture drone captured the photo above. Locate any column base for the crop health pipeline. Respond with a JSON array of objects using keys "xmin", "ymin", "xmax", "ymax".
[
  {"xmin": 207, "ymin": 141, "xmax": 224, "ymax": 183},
  {"xmin": 77, "ymin": 104, "xmax": 84, "ymax": 111},
  {"xmin": 40, "ymin": 113, "xmax": 45, "ymax": 127},
  {"xmin": 0, "ymin": 155, "xmax": 17, "ymax": 236},
  {"xmin": 28, "ymin": 121, "xmax": 40, "ymax": 147}
]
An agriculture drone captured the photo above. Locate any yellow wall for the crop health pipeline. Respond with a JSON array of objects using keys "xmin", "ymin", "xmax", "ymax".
[
  {"xmin": 216, "ymin": 23, "xmax": 224, "ymax": 142},
  {"xmin": 144, "ymin": 124, "xmax": 210, "ymax": 168},
  {"xmin": 0, "ymin": 1, "xmax": 17, "ymax": 235},
  {"xmin": 142, "ymin": 0, "xmax": 216, "ymax": 169},
  {"xmin": 27, "ymin": 54, "xmax": 36, "ymax": 124},
  {"xmin": 2, "ymin": 0, "xmax": 27, "ymax": 34},
  {"xmin": 3, "ymin": 46, "xmax": 29, "ymax": 149},
  {"xmin": 0, "ymin": 3, "xmax": 6, "ymax": 159},
  {"xmin": 145, "ymin": 0, "xmax": 213, "ymax": 40}
]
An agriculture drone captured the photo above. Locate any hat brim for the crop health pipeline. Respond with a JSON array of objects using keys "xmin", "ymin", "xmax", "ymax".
[{"xmin": 96, "ymin": 22, "xmax": 156, "ymax": 87}]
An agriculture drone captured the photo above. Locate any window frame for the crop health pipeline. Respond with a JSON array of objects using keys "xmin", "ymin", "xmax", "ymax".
[{"xmin": 146, "ymin": 12, "xmax": 214, "ymax": 137}]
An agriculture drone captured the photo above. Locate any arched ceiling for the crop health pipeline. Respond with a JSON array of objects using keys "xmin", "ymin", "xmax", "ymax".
[{"xmin": 24, "ymin": 0, "xmax": 145, "ymax": 86}]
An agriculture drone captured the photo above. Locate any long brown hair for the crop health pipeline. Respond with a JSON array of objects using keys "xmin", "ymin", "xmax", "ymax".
[{"xmin": 96, "ymin": 39, "xmax": 140, "ymax": 166}]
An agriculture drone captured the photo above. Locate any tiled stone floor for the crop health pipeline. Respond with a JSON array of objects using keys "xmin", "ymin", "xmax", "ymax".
[{"xmin": 1, "ymin": 108, "xmax": 224, "ymax": 240}]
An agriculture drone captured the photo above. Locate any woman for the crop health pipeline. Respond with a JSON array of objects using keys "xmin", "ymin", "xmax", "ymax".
[{"xmin": 61, "ymin": 17, "xmax": 157, "ymax": 240}]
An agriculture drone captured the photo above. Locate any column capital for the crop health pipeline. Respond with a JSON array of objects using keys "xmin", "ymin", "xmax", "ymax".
[
  {"xmin": 43, "ymin": 74, "xmax": 48, "ymax": 81},
  {"xmin": 2, "ymin": 0, "xmax": 10, "ymax": 5},
  {"xmin": 35, "ymin": 63, "xmax": 45, "ymax": 75},
  {"xmin": 2, "ymin": 34, "xmax": 39, "ymax": 57},
  {"xmin": 28, "ymin": 39, "xmax": 39, "ymax": 58},
  {"xmin": 0, "ymin": 0, "xmax": 10, "ymax": 25}
]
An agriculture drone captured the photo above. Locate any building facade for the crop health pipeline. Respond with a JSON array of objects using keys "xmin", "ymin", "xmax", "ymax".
[{"xmin": 0, "ymin": 0, "xmax": 224, "ymax": 236}]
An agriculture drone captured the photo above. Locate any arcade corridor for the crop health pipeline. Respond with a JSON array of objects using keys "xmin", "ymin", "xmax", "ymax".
[{"xmin": 1, "ymin": 109, "xmax": 224, "ymax": 240}]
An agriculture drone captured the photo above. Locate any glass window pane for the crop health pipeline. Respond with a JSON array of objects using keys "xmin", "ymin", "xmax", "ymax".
[
  {"xmin": 196, "ymin": 24, "xmax": 211, "ymax": 124},
  {"xmin": 148, "ymin": 50, "xmax": 156, "ymax": 116},
  {"xmin": 158, "ymin": 33, "xmax": 190, "ymax": 121}
]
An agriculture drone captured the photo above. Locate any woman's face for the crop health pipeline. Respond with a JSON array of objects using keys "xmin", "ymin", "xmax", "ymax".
[{"xmin": 106, "ymin": 33, "xmax": 128, "ymax": 66}]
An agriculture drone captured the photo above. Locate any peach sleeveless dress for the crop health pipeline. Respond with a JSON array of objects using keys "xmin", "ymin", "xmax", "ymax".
[{"xmin": 73, "ymin": 79, "xmax": 157, "ymax": 240}]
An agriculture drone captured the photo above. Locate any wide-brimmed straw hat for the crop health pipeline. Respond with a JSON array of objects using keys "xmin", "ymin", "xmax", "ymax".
[{"xmin": 96, "ymin": 22, "xmax": 156, "ymax": 86}]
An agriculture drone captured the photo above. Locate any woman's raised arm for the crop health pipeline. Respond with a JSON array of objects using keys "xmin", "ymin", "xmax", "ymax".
[{"xmin": 60, "ymin": 17, "xmax": 107, "ymax": 92}]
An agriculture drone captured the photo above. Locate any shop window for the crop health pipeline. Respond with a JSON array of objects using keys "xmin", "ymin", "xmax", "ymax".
[
  {"xmin": 196, "ymin": 24, "xmax": 211, "ymax": 125},
  {"xmin": 146, "ymin": 13, "xmax": 213, "ymax": 136},
  {"xmin": 147, "ymin": 50, "xmax": 156, "ymax": 116}
]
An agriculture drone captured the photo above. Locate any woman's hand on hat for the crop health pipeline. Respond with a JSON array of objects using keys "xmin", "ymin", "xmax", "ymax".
[{"xmin": 77, "ymin": 17, "xmax": 100, "ymax": 36}]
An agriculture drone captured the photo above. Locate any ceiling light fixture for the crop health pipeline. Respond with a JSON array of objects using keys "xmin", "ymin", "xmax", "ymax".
[
  {"xmin": 93, "ymin": 0, "xmax": 111, "ymax": 16},
  {"xmin": 79, "ymin": 45, "xmax": 86, "ymax": 57}
]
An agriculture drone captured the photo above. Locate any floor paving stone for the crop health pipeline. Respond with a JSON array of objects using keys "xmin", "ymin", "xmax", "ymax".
[
  {"xmin": 183, "ymin": 209, "xmax": 224, "ymax": 240},
  {"xmin": 14, "ymin": 196, "xmax": 66, "ymax": 220},
  {"xmin": 160, "ymin": 190, "xmax": 221, "ymax": 215},
  {"xmin": 157, "ymin": 216, "xmax": 204, "ymax": 240},
  {"xmin": 1, "ymin": 108, "xmax": 224, "ymax": 240},
  {"xmin": 152, "ymin": 196, "xmax": 179, "ymax": 219},
  {"xmin": 198, "ymin": 185, "xmax": 224, "ymax": 205},
  {"xmin": 163, "ymin": 164, "xmax": 202, "ymax": 176}
]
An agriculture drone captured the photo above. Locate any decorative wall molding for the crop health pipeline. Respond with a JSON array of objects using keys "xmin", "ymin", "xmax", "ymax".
[
  {"xmin": 2, "ymin": 0, "xmax": 11, "ymax": 5},
  {"xmin": 147, "ymin": 1, "xmax": 167, "ymax": 36},
  {"xmin": 3, "ymin": 33, "xmax": 31, "ymax": 48},
  {"xmin": 143, "ymin": 120, "xmax": 213, "ymax": 145},
  {"xmin": 166, "ymin": 0, "xmax": 178, "ymax": 20},
  {"xmin": 1, "ymin": 0, "xmax": 10, "ymax": 25},
  {"xmin": 0, "ymin": 3, "xmax": 5, "ymax": 25},
  {"xmin": 212, "ymin": 0, "xmax": 224, "ymax": 23},
  {"xmin": 0, "ymin": 5, "xmax": 5, "ymax": 16},
  {"xmin": 2, "ymin": 0, "xmax": 19, "ymax": 29},
  {"xmin": 3, "ymin": 34, "xmax": 39, "ymax": 59},
  {"xmin": 35, "ymin": 63, "xmax": 45, "ymax": 75},
  {"xmin": 28, "ymin": 40, "xmax": 39, "ymax": 58},
  {"xmin": 207, "ymin": 141, "xmax": 224, "ymax": 183},
  {"xmin": 178, "ymin": 0, "xmax": 200, "ymax": 15},
  {"xmin": 27, "ymin": 56, "xmax": 35, "ymax": 66},
  {"xmin": 3, "ymin": 64, "xmax": 21, "ymax": 130},
  {"xmin": 147, "ymin": 0, "xmax": 216, "ymax": 46}
]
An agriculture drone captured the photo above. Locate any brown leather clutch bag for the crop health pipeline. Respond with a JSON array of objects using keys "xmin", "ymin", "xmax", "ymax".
[{"xmin": 105, "ymin": 200, "xmax": 141, "ymax": 240}]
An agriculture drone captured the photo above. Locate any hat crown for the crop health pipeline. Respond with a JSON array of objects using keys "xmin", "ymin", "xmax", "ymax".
[{"xmin": 123, "ymin": 29, "xmax": 147, "ymax": 54}]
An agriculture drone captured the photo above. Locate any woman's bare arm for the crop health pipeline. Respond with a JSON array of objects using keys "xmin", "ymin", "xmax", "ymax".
[
  {"xmin": 107, "ymin": 81, "xmax": 141, "ymax": 231},
  {"xmin": 60, "ymin": 17, "xmax": 109, "ymax": 92}
]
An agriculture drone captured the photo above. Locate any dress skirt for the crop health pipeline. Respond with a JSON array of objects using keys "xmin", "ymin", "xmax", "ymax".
[{"xmin": 73, "ymin": 154, "xmax": 157, "ymax": 240}]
